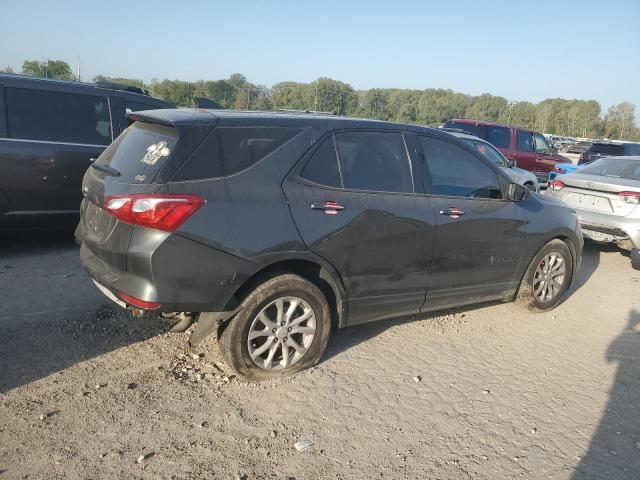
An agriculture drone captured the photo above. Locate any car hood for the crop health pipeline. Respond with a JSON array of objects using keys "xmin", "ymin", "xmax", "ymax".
[{"xmin": 504, "ymin": 166, "xmax": 537, "ymax": 185}]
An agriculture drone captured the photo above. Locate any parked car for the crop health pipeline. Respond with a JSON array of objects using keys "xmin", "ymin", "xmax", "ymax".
[
  {"xmin": 77, "ymin": 109, "xmax": 583, "ymax": 380},
  {"xmin": 546, "ymin": 156, "xmax": 640, "ymax": 270},
  {"xmin": 444, "ymin": 129, "xmax": 540, "ymax": 191},
  {"xmin": 565, "ymin": 141, "xmax": 591, "ymax": 154},
  {"xmin": 0, "ymin": 74, "xmax": 174, "ymax": 231},
  {"xmin": 443, "ymin": 119, "xmax": 571, "ymax": 183},
  {"xmin": 548, "ymin": 163, "xmax": 579, "ymax": 182},
  {"xmin": 579, "ymin": 141, "xmax": 640, "ymax": 165}
]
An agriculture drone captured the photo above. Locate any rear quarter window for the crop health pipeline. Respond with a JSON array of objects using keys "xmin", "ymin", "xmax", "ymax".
[
  {"xmin": 487, "ymin": 126, "xmax": 510, "ymax": 149},
  {"xmin": 174, "ymin": 126, "xmax": 302, "ymax": 180}
]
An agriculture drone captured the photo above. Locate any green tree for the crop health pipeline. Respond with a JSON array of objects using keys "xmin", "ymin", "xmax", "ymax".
[
  {"xmin": 605, "ymin": 102, "xmax": 635, "ymax": 139},
  {"xmin": 93, "ymin": 75, "xmax": 146, "ymax": 89},
  {"xmin": 22, "ymin": 59, "xmax": 75, "ymax": 80},
  {"xmin": 195, "ymin": 80, "xmax": 237, "ymax": 108},
  {"xmin": 465, "ymin": 93, "xmax": 508, "ymax": 122}
]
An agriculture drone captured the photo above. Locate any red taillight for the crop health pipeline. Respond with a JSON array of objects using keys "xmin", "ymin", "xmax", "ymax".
[
  {"xmin": 117, "ymin": 292, "xmax": 161, "ymax": 310},
  {"xmin": 104, "ymin": 194, "xmax": 205, "ymax": 232},
  {"xmin": 549, "ymin": 180, "xmax": 566, "ymax": 191},
  {"xmin": 618, "ymin": 191, "xmax": 640, "ymax": 204},
  {"xmin": 552, "ymin": 166, "xmax": 564, "ymax": 173}
]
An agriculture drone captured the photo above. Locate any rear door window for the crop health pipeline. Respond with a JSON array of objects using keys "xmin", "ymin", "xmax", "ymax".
[
  {"xmin": 174, "ymin": 126, "xmax": 302, "ymax": 180},
  {"xmin": 516, "ymin": 130, "xmax": 534, "ymax": 152},
  {"xmin": 334, "ymin": 132, "xmax": 413, "ymax": 193},
  {"xmin": 301, "ymin": 137, "xmax": 342, "ymax": 188},
  {"xmin": 94, "ymin": 121, "xmax": 178, "ymax": 183},
  {"xmin": 487, "ymin": 126, "xmax": 510, "ymax": 148},
  {"xmin": 418, "ymin": 136, "xmax": 503, "ymax": 199},
  {"xmin": 6, "ymin": 87, "xmax": 112, "ymax": 145}
]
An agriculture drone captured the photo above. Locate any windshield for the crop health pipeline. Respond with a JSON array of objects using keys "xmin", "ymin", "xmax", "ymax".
[
  {"xmin": 462, "ymin": 138, "xmax": 508, "ymax": 167},
  {"xmin": 579, "ymin": 157, "xmax": 640, "ymax": 181}
]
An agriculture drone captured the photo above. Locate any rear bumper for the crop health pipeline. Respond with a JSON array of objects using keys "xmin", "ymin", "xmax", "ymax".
[
  {"xmin": 572, "ymin": 208, "xmax": 640, "ymax": 249},
  {"xmin": 80, "ymin": 232, "xmax": 259, "ymax": 312}
]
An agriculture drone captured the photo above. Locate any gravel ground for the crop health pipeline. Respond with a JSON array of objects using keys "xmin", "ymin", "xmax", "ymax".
[{"xmin": 0, "ymin": 233, "xmax": 639, "ymax": 479}]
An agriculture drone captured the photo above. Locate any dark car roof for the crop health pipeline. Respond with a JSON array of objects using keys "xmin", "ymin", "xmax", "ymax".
[
  {"xmin": 130, "ymin": 108, "xmax": 451, "ymax": 137},
  {"xmin": 447, "ymin": 118, "xmax": 533, "ymax": 132},
  {"xmin": 0, "ymin": 73, "xmax": 173, "ymax": 107}
]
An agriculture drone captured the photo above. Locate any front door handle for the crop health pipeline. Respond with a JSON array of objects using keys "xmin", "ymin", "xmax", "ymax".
[
  {"xmin": 439, "ymin": 207, "xmax": 464, "ymax": 219},
  {"xmin": 310, "ymin": 201, "xmax": 345, "ymax": 215}
]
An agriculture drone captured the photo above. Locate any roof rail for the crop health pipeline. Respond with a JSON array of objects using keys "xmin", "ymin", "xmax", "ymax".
[{"xmin": 277, "ymin": 108, "xmax": 335, "ymax": 116}]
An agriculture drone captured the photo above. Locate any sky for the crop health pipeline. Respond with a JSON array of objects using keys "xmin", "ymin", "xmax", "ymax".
[{"xmin": 1, "ymin": 0, "xmax": 639, "ymax": 113}]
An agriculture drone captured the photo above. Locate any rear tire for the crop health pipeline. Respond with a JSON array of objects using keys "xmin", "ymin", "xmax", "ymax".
[
  {"xmin": 516, "ymin": 239, "xmax": 573, "ymax": 312},
  {"xmin": 219, "ymin": 274, "xmax": 331, "ymax": 381}
]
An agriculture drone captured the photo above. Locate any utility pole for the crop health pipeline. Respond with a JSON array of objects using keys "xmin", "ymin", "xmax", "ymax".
[
  {"xmin": 187, "ymin": 71, "xmax": 191, "ymax": 104},
  {"xmin": 76, "ymin": 54, "xmax": 81, "ymax": 81},
  {"xmin": 314, "ymin": 83, "xmax": 318, "ymax": 113}
]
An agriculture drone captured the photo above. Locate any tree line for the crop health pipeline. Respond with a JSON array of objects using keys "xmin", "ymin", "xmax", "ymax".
[{"xmin": 2, "ymin": 59, "xmax": 638, "ymax": 141}]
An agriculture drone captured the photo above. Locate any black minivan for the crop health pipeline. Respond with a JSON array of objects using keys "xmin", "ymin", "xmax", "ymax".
[
  {"xmin": 0, "ymin": 74, "xmax": 173, "ymax": 231},
  {"xmin": 77, "ymin": 109, "xmax": 583, "ymax": 380}
]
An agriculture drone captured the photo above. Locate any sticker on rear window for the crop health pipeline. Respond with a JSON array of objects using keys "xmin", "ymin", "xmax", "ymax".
[{"xmin": 142, "ymin": 141, "xmax": 171, "ymax": 165}]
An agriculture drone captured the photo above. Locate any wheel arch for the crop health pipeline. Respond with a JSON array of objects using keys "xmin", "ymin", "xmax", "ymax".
[{"xmin": 224, "ymin": 257, "xmax": 347, "ymax": 330}]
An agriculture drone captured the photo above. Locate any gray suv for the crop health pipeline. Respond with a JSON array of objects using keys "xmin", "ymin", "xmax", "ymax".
[{"xmin": 77, "ymin": 109, "xmax": 583, "ymax": 380}]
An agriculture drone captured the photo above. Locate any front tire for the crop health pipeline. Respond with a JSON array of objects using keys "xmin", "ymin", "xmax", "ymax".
[
  {"xmin": 219, "ymin": 274, "xmax": 331, "ymax": 381},
  {"xmin": 516, "ymin": 239, "xmax": 573, "ymax": 311}
]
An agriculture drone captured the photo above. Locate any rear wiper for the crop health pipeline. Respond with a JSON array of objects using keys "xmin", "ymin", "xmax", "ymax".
[{"xmin": 91, "ymin": 163, "xmax": 121, "ymax": 177}]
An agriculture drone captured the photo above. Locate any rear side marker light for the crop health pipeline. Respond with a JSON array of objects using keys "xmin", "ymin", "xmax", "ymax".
[
  {"xmin": 118, "ymin": 292, "xmax": 161, "ymax": 310},
  {"xmin": 549, "ymin": 180, "xmax": 566, "ymax": 191},
  {"xmin": 618, "ymin": 191, "xmax": 640, "ymax": 204},
  {"xmin": 104, "ymin": 194, "xmax": 205, "ymax": 232}
]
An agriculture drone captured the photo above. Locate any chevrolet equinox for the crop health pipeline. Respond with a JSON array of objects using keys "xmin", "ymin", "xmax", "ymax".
[{"xmin": 77, "ymin": 109, "xmax": 583, "ymax": 380}]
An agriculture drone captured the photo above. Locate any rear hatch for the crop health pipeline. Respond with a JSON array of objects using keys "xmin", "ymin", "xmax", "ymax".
[{"xmin": 78, "ymin": 109, "xmax": 217, "ymax": 272}]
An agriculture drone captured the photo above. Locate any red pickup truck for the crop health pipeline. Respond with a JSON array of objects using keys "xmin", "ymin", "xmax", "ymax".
[{"xmin": 443, "ymin": 119, "xmax": 570, "ymax": 182}]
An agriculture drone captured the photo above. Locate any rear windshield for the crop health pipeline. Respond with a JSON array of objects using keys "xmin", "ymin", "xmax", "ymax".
[
  {"xmin": 174, "ymin": 126, "xmax": 302, "ymax": 180},
  {"xmin": 580, "ymin": 158, "xmax": 640, "ymax": 181},
  {"xmin": 590, "ymin": 143, "xmax": 624, "ymax": 155},
  {"xmin": 94, "ymin": 122, "xmax": 179, "ymax": 183}
]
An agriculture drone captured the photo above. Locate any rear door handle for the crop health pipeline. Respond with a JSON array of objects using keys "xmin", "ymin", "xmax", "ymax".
[
  {"xmin": 310, "ymin": 201, "xmax": 345, "ymax": 215},
  {"xmin": 439, "ymin": 207, "xmax": 464, "ymax": 219}
]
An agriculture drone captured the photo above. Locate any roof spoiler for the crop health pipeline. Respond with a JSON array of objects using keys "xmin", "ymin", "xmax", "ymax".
[{"xmin": 126, "ymin": 108, "xmax": 219, "ymax": 128}]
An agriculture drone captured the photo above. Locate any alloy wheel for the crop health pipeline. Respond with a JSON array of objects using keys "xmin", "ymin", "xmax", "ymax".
[
  {"xmin": 247, "ymin": 296, "xmax": 317, "ymax": 370},
  {"xmin": 533, "ymin": 253, "xmax": 566, "ymax": 303}
]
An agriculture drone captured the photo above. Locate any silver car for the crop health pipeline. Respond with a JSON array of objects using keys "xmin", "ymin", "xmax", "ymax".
[
  {"xmin": 546, "ymin": 156, "xmax": 640, "ymax": 269},
  {"xmin": 449, "ymin": 131, "xmax": 540, "ymax": 192}
]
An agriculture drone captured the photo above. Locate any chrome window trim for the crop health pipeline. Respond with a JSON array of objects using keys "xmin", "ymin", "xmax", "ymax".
[{"xmin": 0, "ymin": 137, "xmax": 107, "ymax": 148}]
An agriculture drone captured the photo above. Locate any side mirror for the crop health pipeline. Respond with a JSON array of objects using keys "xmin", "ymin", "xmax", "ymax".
[
  {"xmin": 508, "ymin": 182, "xmax": 528, "ymax": 202},
  {"xmin": 506, "ymin": 158, "xmax": 517, "ymax": 168}
]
